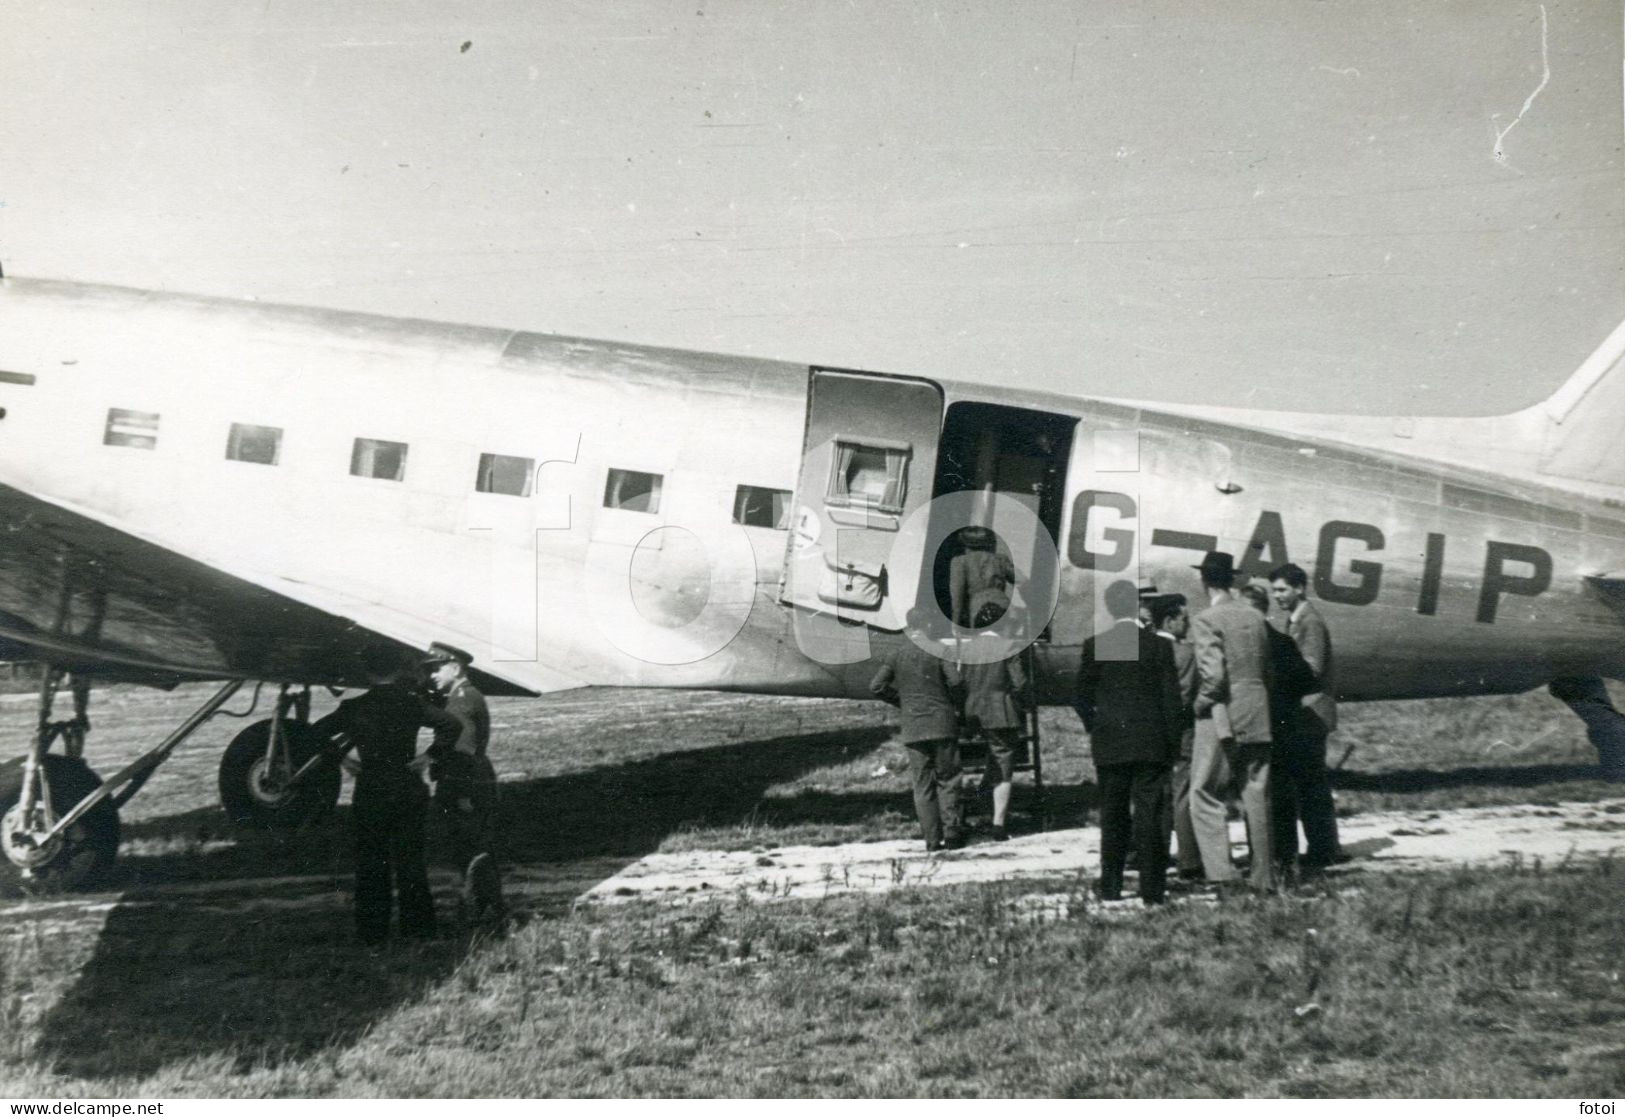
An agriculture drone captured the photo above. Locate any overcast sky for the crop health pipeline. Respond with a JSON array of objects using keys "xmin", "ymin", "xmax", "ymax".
[{"xmin": 2, "ymin": 1, "xmax": 1621, "ymax": 413}]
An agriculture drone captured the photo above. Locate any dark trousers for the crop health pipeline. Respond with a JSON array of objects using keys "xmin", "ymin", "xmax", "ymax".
[
  {"xmin": 905, "ymin": 737, "xmax": 962, "ymax": 848},
  {"xmin": 1099, "ymin": 761, "xmax": 1171, "ymax": 902},
  {"xmin": 435, "ymin": 775, "xmax": 504, "ymax": 915},
  {"xmin": 1271, "ymin": 721, "xmax": 1341, "ymax": 866},
  {"xmin": 353, "ymin": 772, "xmax": 435, "ymax": 944}
]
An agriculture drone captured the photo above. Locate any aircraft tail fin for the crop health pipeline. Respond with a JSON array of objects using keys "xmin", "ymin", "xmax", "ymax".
[
  {"xmin": 1524, "ymin": 317, "xmax": 1625, "ymax": 491},
  {"xmin": 1139, "ymin": 316, "xmax": 1625, "ymax": 501}
]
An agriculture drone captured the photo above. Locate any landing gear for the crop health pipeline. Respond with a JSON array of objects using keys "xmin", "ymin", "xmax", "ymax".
[
  {"xmin": 2, "ymin": 675, "xmax": 245, "ymax": 893},
  {"xmin": 0, "ymin": 753, "xmax": 120, "ymax": 892},
  {"xmin": 217, "ymin": 707, "xmax": 342, "ymax": 828}
]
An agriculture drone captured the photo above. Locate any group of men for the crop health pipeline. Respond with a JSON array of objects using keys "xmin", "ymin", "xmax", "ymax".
[
  {"xmin": 318, "ymin": 640, "xmax": 506, "ymax": 946},
  {"xmin": 868, "ymin": 525, "xmax": 1028, "ymax": 850},
  {"xmin": 869, "ymin": 540, "xmax": 1345, "ymax": 907},
  {"xmin": 1079, "ymin": 552, "xmax": 1346, "ymax": 905},
  {"xmin": 339, "ymin": 543, "xmax": 1340, "ymax": 935},
  {"xmin": 868, "ymin": 603, "xmax": 1030, "ymax": 850}
]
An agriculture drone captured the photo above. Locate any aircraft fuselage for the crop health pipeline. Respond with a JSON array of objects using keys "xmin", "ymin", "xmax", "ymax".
[{"xmin": 1, "ymin": 277, "xmax": 1622, "ymax": 704}]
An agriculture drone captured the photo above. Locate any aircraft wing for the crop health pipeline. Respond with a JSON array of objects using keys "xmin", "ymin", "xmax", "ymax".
[{"xmin": 0, "ymin": 481, "xmax": 547, "ymax": 696}]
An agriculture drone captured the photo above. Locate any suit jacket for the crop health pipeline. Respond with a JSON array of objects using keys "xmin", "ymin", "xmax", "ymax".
[
  {"xmin": 1192, "ymin": 595, "xmax": 1276, "ymax": 744},
  {"xmin": 959, "ymin": 636, "xmax": 1029, "ymax": 730},
  {"xmin": 1288, "ymin": 601, "xmax": 1338, "ymax": 733},
  {"xmin": 1075, "ymin": 621, "xmax": 1181, "ymax": 766},
  {"xmin": 330, "ymin": 682, "xmax": 452, "ymax": 772},
  {"xmin": 1163, "ymin": 635, "xmax": 1198, "ymax": 725},
  {"xmin": 871, "ymin": 639, "xmax": 962, "ymax": 743},
  {"xmin": 948, "ymin": 549, "xmax": 1016, "ymax": 627},
  {"xmin": 1160, "ymin": 633, "xmax": 1198, "ymax": 762},
  {"xmin": 1264, "ymin": 624, "xmax": 1313, "ymax": 736}
]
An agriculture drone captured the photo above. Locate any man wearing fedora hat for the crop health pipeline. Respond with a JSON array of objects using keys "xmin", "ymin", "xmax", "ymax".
[
  {"xmin": 422, "ymin": 641, "xmax": 506, "ymax": 925},
  {"xmin": 1189, "ymin": 552, "xmax": 1279, "ymax": 892}
]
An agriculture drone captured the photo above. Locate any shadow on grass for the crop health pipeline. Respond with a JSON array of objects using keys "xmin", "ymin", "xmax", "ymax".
[
  {"xmin": 27, "ymin": 724, "xmax": 898, "ymax": 1079},
  {"xmin": 28, "ymin": 877, "xmax": 473, "ymax": 1080},
  {"xmin": 1331, "ymin": 763, "xmax": 1606, "ymax": 794}
]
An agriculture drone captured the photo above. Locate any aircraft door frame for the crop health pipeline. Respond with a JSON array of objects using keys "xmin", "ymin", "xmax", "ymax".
[{"xmin": 780, "ymin": 368, "xmax": 944, "ymax": 631}]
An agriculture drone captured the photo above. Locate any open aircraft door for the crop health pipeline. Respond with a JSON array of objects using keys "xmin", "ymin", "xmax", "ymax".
[{"xmin": 780, "ymin": 369, "xmax": 944, "ymax": 631}]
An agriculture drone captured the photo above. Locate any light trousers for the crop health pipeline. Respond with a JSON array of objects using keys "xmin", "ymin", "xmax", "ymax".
[{"xmin": 1190, "ymin": 716, "xmax": 1276, "ymax": 890}]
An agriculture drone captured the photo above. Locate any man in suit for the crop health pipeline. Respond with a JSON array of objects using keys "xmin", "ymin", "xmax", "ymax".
[
  {"xmin": 959, "ymin": 601, "xmax": 1030, "ymax": 841},
  {"xmin": 1076, "ymin": 579, "xmax": 1181, "ymax": 904},
  {"xmin": 1190, "ymin": 552, "xmax": 1278, "ymax": 892},
  {"xmin": 423, "ymin": 641, "xmax": 506, "ymax": 926},
  {"xmin": 871, "ymin": 607, "xmax": 965, "ymax": 851},
  {"xmin": 1150, "ymin": 593, "xmax": 1202, "ymax": 881},
  {"xmin": 1269, "ymin": 563, "xmax": 1348, "ymax": 868},
  {"xmin": 948, "ymin": 526, "xmax": 1017, "ymax": 629}
]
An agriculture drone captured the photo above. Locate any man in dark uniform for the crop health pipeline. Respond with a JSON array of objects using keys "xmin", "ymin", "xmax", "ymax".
[
  {"xmin": 322, "ymin": 645, "xmax": 451, "ymax": 946},
  {"xmin": 422, "ymin": 641, "xmax": 506, "ymax": 925},
  {"xmin": 870, "ymin": 606, "xmax": 965, "ymax": 851},
  {"xmin": 1076, "ymin": 579, "xmax": 1182, "ymax": 905}
]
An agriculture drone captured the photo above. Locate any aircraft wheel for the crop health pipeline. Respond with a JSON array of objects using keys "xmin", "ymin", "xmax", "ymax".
[
  {"xmin": 0, "ymin": 754, "xmax": 121, "ymax": 894},
  {"xmin": 218, "ymin": 718, "xmax": 340, "ymax": 828}
]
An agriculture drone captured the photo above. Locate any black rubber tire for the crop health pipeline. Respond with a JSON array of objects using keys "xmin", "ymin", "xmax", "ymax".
[
  {"xmin": 217, "ymin": 718, "xmax": 341, "ymax": 828},
  {"xmin": 0, "ymin": 754, "xmax": 121, "ymax": 894}
]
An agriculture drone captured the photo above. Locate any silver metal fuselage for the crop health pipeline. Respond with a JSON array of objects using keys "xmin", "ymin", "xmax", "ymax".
[{"xmin": 1, "ymin": 277, "xmax": 1621, "ymax": 704}]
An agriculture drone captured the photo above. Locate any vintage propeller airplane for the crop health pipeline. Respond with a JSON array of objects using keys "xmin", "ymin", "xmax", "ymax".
[{"xmin": 1, "ymin": 273, "xmax": 1622, "ymax": 890}]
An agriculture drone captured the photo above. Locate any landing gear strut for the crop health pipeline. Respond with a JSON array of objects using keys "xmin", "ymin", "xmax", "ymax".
[
  {"xmin": 1, "ymin": 675, "xmax": 244, "ymax": 893},
  {"xmin": 218, "ymin": 684, "xmax": 343, "ymax": 827}
]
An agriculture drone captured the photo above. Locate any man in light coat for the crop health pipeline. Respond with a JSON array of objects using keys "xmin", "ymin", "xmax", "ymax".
[
  {"xmin": 1269, "ymin": 563, "xmax": 1347, "ymax": 868},
  {"xmin": 1190, "ymin": 552, "xmax": 1278, "ymax": 891}
]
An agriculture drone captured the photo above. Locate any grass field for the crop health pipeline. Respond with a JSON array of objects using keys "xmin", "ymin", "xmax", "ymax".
[{"xmin": 0, "ymin": 681, "xmax": 1622, "ymax": 1096}]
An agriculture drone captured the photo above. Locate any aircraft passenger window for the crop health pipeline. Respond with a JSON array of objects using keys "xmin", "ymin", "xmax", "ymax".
[
  {"xmin": 603, "ymin": 468, "xmax": 663, "ymax": 513},
  {"xmin": 350, "ymin": 437, "xmax": 408, "ymax": 481},
  {"xmin": 226, "ymin": 423, "xmax": 282, "ymax": 466},
  {"xmin": 104, "ymin": 408, "xmax": 160, "ymax": 450},
  {"xmin": 476, "ymin": 453, "xmax": 534, "ymax": 497},
  {"xmin": 827, "ymin": 440, "xmax": 908, "ymax": 512},
  {"xmin": 733, "ymin": 484, "xmax": 791, "ymax": 529}
]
